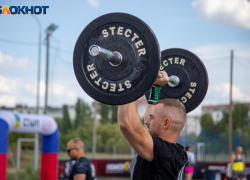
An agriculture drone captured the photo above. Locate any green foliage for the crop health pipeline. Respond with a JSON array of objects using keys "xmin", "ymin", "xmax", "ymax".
[
  {"xmin": 198, "ymin": 103, "xmax": 250, "ymax": 156},
  {"xmin": 232, "ymin": 103, "xmax": 250, "ymax": 130},
  {"xmin": 200, "ymin": 113, "xmax": 214, "ymax": 132},
  {"xmin": 58, "ymin": 98, "xmax": 130, "ymax": 154},
  {"xmin": 59, "ymin": 98, "xmax": 93, "ymax": 151},
  {"xmin": 60, "ymin": 123, "xmax": 93, "ymax": 151},
  {"xmin": 54, "ymin": 117, "xmax": 63, "ymax": 130},
  {"xmin": 237, "ymin": 127, "xmax": 250, "ymax": 152},
  {"xmin": 62, "ymin": 104, "xmax": 71, "ymax": 134},
  {"xmin": 96, "ymin": 123, "xmax": 130, "ymax": 153},
  {"xmin": 97, "ymin": 102, "xmax": 118, "ymax": 124},
  {"xmin": 75, "ymin": 98, "xmax": 92, "ymax": 127},
  {"xmin": 216, "ymin": 111, "xmax": 228, "ymax": 132},
  {"xmin": 200, "ymin": 103, "xmax": 250, "ymax": 135},
  {"xmin": 98, "ymin": 103, "xmax": 110, "ymax": 123},
  {"xmin": 110, "ymin": 105, "xmax": 118, "ymax": 123},
  {"xmin": 7, "ymin": 166, "xmax": 40, "ymax": 180},
  {"xmin": 8, "ymin": 133, "xmax": 35, "ymax": 150}
]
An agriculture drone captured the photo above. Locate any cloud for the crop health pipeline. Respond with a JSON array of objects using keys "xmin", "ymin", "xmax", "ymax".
[
  {"xmin": 0, "ymin": 75, "xmax": 69, "ymax": 107},
  {"xmin": 0, "ymin": 73, "xmax": 92, "ymax": 107},
  {"xmin": 0, "ymin": 95, "xmax": 16, "ymax": 107},
  {"xmin": 189, "ymin": 44, "xmax": 250, "ymax": 110},
  {"xmin": 213, "ymin": 83, "xmax": 247, "ymax": 101},
  {"xmin": 192, "ymin": 0, "xmax": 250, "ymax": 29},
  {"xmin": 50, "ymin": 83, "xmax": 66, "ymax": 96},
  {"xmin": 191, "ymin": 44, "xmax": 250, "ymax": 63},
  {"xmin": 0, "ymin": 75, "xmax": 36, "ymax": 106},
  {"xmin": 0, "ymin": 51, "xmax": 29, "ymax": 69},
  {"xmin": 48, "ymin": 81, "xmax": 93, "ymax": 105},
  {"xmin": 87, "ymin": 0, "xmax": 99, "ymax": 8},
  {"xmin": 0, "ymin": 75, "xmax": 19, "ymax": 93}
]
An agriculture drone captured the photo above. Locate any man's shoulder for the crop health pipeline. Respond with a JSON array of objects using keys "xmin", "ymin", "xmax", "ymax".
[
  {"xmin": 78, "ymin": 156, "xmax": 89, "ymax": 161},
  {"xmin": 153, "ymin": 136, "xmax": 185, "ymax": 150},
  {"xmin": 72, "ymin": 157, "xmax": 91, "ymax": 175},
  {"xmin": 73, "ymin": 157, "xmax": 90, "ymax": 168},
  {"xmin": 153, "ymin": 137, "xmax": 187, "ymax": 160}
]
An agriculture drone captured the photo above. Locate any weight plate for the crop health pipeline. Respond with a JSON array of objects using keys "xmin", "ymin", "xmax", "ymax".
[
  {"xmin": 146, "ymin": 48, "xmax": 209, "ymax": 113},
  {"xmin": 73, "ymin": 13, "xmax": 160, "ymax": 105}
]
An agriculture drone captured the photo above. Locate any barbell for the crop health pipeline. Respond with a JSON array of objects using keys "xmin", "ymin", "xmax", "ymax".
[{"xmin": 73, "ymin": 12, "xmax": 209, "ymax": 113}]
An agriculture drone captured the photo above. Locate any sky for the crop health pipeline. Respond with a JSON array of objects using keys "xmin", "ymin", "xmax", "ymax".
[{"xmin": 0, "ymin": 0, "xmax": 250, "ymax": 115}]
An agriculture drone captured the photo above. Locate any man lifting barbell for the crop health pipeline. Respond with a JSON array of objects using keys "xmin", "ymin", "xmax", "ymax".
[
  {"xmin": 118, "ymin": 71, "xmax": 188, "ymax": 180},
  {"xmin": 73, "ymin": 12, "xmax": 209, "ymax": 180}
]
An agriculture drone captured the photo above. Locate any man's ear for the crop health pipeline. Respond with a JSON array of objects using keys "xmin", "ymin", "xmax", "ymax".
[{"xmin": 163, "ymin": 118, "xmax": 171, "ymax": 129}]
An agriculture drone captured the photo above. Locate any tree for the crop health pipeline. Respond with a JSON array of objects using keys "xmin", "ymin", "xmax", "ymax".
[
  {"xmin": 98, "ymin": 103, "xmax": 110, "ymax": 124},
  {"xmin": 96, "ymin": 123, "xmax": 130, "ymax": 153},
  {"xmin": 232, "ymin": 103, "xmax": 250, "ymax": 130},
  {"xmin": 75, "ymin": 98, "xmax": 84, "ymax": 128},
  {"xmin": 200, "ymin": 113, "xmax": 214, "ymax": 132},
  {"xmin": 59, "ymin": 124, "xmax": 94, "ymax": 152},
  {"xmin": 110, "ymin": 105, "xmax": 118, "ymax": 123},
  {"xmin": 97, "ymin": 103, "xmax": 118, "ymax": 124},
  {"xmin": 216, "ymin": 111, "xmax": 228, "ymax": 132},
  {"xmin": 62, "ymin": 105, "xmax": 71, "ymax": 134},
  {"xmin": 75, "ymin": 98, "xmax": 92, "ymax": 127}
]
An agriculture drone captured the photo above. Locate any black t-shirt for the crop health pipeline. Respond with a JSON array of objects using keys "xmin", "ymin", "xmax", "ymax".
[
  {"xmin": 68, "ymin": 157, "xmax": 93, "ymax": 180},
  {"xmin": 130, "ymin": 136, "xmax": 188, "ymax": 180}
]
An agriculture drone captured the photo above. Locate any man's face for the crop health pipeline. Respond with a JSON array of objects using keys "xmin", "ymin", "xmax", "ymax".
[
  {"xmin": 236, "ymin": 146, "xmax": 243, "ymax": 154},
  {"xmin": 66, "ymin": 141, "xmax": 78, "ymax": 160},
  {"xmin": 145, "ymin": 104, "xmax": 164, "ymax": 136}
]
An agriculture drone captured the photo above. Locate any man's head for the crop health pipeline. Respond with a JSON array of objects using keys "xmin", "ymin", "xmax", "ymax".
[
  {"xmin": 67, "ymin": 138, "xmax": 85, "ymax": 160},
  {"xmin": 236, "ymin": 146, "xmax": 243, "ymax": 154},
  {"xmin": 185, "ymin": 146, "xmax": 191, "ymax": 151},
  {"xmin": 145, "ymin": 99, "xmax": 186, "ymax": 139}
]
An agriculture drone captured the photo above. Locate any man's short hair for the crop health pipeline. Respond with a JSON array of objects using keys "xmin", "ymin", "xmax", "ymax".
[
  {"xmin": 154, "ymin": 99, "xmax": 186, "ymax": 113},
  {"xmin": 154, "ymin": 99, "xmax": 186, "ymax": 128},
  {"xmin": 70, "ymin": 137, "xmax": 84, "ymax": 149}
]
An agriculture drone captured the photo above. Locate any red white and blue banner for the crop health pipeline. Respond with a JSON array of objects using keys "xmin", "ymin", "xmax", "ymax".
[{"xmin": 0, "ymin": 110, "xmax": 58, "ymax": 180}]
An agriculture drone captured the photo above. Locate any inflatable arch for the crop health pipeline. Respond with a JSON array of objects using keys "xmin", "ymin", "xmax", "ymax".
[{"xmin": 0, "ymin": 110, "xmax": 59, "ymax": 180}]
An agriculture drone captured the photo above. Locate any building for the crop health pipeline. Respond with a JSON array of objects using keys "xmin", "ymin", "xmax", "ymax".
[
  {"xmin": 202, "ymin": 102, "xmax": 250, "ymax": 123},
  {"xmin": 184, "ymin": 115, "xmax": 201, "ymax": 136}
]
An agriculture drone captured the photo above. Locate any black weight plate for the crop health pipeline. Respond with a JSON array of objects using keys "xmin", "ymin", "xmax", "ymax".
[
  {"xmin": 73, "ymin": 13, "xmax": 160, "ymax": 105},
  {"xmin": 146, "ymin": 48, "xmax": 209, "ymax": 113}
]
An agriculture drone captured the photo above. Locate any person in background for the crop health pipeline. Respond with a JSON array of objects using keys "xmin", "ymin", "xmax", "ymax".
[
  {"xmin": 185, "ymin": 146, "xmax": 195, "ymax": 180},
  {"xmin": 231, "ymin": 146, "xmax": 247, "ymax": 180},
  {"xmin": 67, "ymin": 138, "xmax": 96, "ymax": 180}
]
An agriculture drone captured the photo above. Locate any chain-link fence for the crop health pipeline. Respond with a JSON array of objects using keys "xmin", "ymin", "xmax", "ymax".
[{"xmin": 178, "ymin": 130, "xmax": 250, "ymax": 162}]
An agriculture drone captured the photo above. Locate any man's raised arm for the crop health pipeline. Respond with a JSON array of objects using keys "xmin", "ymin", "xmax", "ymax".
[
  {"xmin": 118, "ymin": 102, "xmax": 154, "ymax": 161},
  {"xmin": 118, "ymin": 71, "xmax": 169, "ymax": 162}
]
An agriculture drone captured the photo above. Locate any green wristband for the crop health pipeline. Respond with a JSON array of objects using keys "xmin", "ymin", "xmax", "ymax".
[{"xmin": 148, "ymin": 85, "xmax": 161, "ymax": 104}]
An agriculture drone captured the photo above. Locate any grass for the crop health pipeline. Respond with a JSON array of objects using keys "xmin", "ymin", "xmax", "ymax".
[{"xmin": 7, "ymin": 166, "xmax": 40, "ymax": 180}]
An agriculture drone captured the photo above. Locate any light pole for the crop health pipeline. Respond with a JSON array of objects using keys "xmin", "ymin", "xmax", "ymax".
[
  {"xmin": 44, "ymin": 24, "xmax": 58, "ymax": 114},
  {"xmin": 229, "ymin": 50, "xmax": 234, "ymax": 158},
  {"xmin": 30, "ymin": 15, "xmax": 42, "ymax": 171},
  {"xmin": 30, "ymin": 15, "xmax": 42, "ymax": 115}
]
